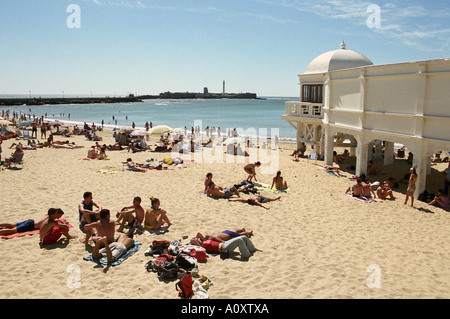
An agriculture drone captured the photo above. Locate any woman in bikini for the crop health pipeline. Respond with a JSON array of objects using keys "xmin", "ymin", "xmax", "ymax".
[
  {"xmin": 404, "ymin": 167, "xmax": 418, "ymax": 206},
  {"xmin": 271, "ymin": 171, "xmax": 288, "ymax": 191},
  {"xmin": 144, "ymin": 197, "xmax": 172, "ymax": 230}
]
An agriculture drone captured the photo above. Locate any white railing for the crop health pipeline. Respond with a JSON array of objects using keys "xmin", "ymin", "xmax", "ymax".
[{"xmin": 284, "ymin": 101, "xmax": 324, "ymax": 118}]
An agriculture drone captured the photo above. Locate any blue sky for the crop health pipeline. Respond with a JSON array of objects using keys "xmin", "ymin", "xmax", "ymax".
[{"xmin": 1, "ymin": 0, "xmax": 449, "ymax": 97}]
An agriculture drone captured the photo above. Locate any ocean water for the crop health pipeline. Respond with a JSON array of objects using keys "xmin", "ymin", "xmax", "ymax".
[{"xmin": 0, "ymin": 96, "xmax": 298, "ymax": 139}]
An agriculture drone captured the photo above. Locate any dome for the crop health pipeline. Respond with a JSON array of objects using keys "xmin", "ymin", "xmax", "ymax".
[{"xmin": 304, "ymin": 41, "xmax": 373, "ymax": 74}]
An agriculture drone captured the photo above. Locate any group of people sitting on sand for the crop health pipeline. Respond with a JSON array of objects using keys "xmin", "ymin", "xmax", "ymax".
[{"xmin": 202, "ymin": 162, "xmax": 288, "ymax": 210}]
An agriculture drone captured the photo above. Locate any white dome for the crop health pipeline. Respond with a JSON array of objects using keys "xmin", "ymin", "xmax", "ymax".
[{"xmin": 304, "ymin": 41, "xmax": 373, "ymax": 74}]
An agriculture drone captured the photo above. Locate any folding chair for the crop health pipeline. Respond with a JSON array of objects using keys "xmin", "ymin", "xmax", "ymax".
[{"xmin": 9, "ymin": 153, "xmax": 24, "ymax": 169}]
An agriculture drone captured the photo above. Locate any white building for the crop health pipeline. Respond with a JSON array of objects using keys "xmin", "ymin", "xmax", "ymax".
[{"xmin": 282, "ymin": 41, "xmax": 450, "ymax": 197}]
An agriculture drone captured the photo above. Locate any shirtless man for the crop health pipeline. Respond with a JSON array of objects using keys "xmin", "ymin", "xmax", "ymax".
[
  {"xmin": 244, "ymin": 162, "xmax": 261, "ymax": 182},
  {"xmin": 362, "ymin": 179, "xmax": 376, "ymax": 199},
  {"xmin": 206, "ymin": 182, "xmax": 239, "ymax": 199},
  {"xmin": 345, "ymin": 178, "xmax": 364, "ymax": 198},
  {"xmin": 39, "ymin": 208, "xmax": 75, "ymax": 245},
  {"xmin": 116, "ymin": 197, "xmax": 145, "ymax": 232},
  {"xmin": 0, "ymin": 216, "xmax": 47, "ymax": 236},
  {"xmin": 91, "ymin": 232, "xmax": 135, "ymax": 263},
  {"xmin": 144, "ymin": 197, "xmax": 172, "ymax": 230},
  {"xmin": 191, "ymin": 228, "xmax": 253, "ymax": 245},
  {"xmin": 377, "ymin": 182, "xmax": 395, "ymax": 199},
  {"xmin": 228, "ymin": 194, "xmax": 281, "ymax": 210},
  {"xmin": 83, "ymin": 209, "xmax": 116, "ymax": 245}
]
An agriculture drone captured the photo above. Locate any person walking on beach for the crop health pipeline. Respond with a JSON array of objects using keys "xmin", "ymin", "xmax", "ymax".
[
  {"xmin": 244, "ymin": 162, "xmax": 261, "ymax": 182},
  {"xmin": 404, "ymin": 167, "xmax": 418, "ymax": 206}
]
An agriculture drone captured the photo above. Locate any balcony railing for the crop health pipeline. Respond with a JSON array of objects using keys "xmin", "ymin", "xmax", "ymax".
[{"xmin": 284, "ymin": 101, "xmax": 324, "ymax": 118}]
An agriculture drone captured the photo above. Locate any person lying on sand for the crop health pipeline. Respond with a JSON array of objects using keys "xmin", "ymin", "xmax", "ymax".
[
  {"xmin": 0, "ymin": 216, "xmax": 47, "ymax": 236},
  {"xmin": 91, "ymin": 231, "xmax": 135, "ymax": 263},
  {"xmin": 206, "ymin": 182, "xmax": 239, "ymax": 199},
  {"xmin": 190, "ymin": 228, "xmax": 253, "ymax": 245},
  {"xmin": 228, "ymin": 194, "xmax": 281, "ymax": 210},
  {"xmin": 191, "ymin": 234, "xmax": 261, "ymax": 260}
]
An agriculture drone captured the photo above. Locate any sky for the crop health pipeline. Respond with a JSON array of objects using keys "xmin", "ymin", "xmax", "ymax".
[{"xmin": 1, "ymin": 0, "xmax": 449, "ymax": 97}]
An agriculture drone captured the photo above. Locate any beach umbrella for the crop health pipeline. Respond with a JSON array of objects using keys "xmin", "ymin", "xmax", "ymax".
[
  {"xmin": 223, "ymin": 137, "xmax": 246, "ymax": 144},
  {"xmin": 18, "ymin": 120, "xmax": 33, "ymax": 127},
  {"xmin": 171, "ymin": 127, "xmax": 185, "ymax": 134},
  {"xmin": 0, "ymin": 119, "xmax": 12, "ymax": 125},
  {"xmin": 130, "ymin": 129, "xmax": 147, "ymax": 136},
  {"xmin": 150, "ymin": 125, "xmax": 173, "ymax": 135}
]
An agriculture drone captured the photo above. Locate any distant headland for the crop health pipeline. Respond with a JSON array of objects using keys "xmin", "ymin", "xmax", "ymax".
[{"xmin": 0, "ymin": 91, "xmax": 260, "ymax": 106}]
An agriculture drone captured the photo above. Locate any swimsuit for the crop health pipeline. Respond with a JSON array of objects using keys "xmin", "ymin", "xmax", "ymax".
[
  {"xmin": 256, "ymin": 195, "xmax": 268, "ymax": 203},
  {"xmin": 222, "ymin": 230, "xmax": 241, "ymax": 238},
  {"xmin": 16, "ymin": 219, "xmax": 35, "ymax": 233},
  {"xmin": 40, "ymin": 225, "xmax": 66, "ymax": 245},
  {"xmin": 224, "ymin": 187, "xmax": 233, "ymax": 198},
  {"xmin": 99, "ymin": 242, "xmax": 127, "ymax": 261},
  {"xmin": 144, "ymin": 209, "xmax": 160, "ymax": 230}
]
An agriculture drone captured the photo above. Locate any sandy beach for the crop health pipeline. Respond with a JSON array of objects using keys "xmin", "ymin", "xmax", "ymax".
[{"xmin": 0, "ymin": 127, "xmax": 449, "ymax": 300}]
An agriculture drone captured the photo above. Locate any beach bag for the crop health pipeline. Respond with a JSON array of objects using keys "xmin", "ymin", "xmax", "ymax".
[
  {"xmin": 156, "ymin": 261, "xmax": 180, "ymax": 280},
  {"xmin": 190, "ymin": 249, "xmax": 207, "ymax": 262},
  {"xmin": 176, "ymin": 272, "xmax": 193, "ymax": 299},
  {"xmin": 176, "ymin": 253, "xmax": 197, "ymax": 270}
]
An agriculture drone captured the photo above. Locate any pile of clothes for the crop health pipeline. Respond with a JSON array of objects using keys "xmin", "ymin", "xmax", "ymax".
[{"xmin": 144, "ymin": 239, "xmax": 212, "ymax": 299}]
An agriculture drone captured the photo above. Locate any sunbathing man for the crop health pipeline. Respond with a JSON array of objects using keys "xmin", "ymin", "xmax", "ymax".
[
  {"xmin": 345, "ymin": 178, "xmax": 364, "ymax": 198},
  {"xmin": 0, "ymin": 216, "xmax": 48, "ymax": 236},
  {"xmin": 144, "ymin": 197, "xmax": 172, "ymax": 230},
  {"xmin": 83, "ymin": 209, "xmax": 116, "ymax": 245},
  {"xmin": 191, "ymin": 228, "xmax": 253, "ymax": 245},
  {"xmin": 377, "ymin": 182, "xmax": 395, "ymax": 199},
  {"xmin": 228, "ymin": 194, "xmax": 281, "ymax": 210},
  {"xmin": 116, "ymin": 196, "xmax": 145, "ymax": 232},
  {"xmin": 206, "ymin": 182, "xmax": 239, "ymax": 199},
  {"xmin": 244, "ymin": 162, "xmax": 261, "ymax": 182},
  {"xmin": 91, "ymin": 231, "xmax": 135, "ymax": 263},
  {"xmin": 362, "ymin": 179, "xmax": 377, "ymax": 199},
  {"xmin": 192, "ymin": 235, "xmax": 261, "ymax": 260},
  {"xmin": 39, "ymin": 208, "xmax": 76, "ymax": 245}
]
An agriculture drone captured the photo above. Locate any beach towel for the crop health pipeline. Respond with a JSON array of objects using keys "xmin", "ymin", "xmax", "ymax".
[
  {"xmin": 264, "ymin": 186, "xmax": 290, "ymax": 193},
  {"xmin": 83, "ymin": 241, "xmax": 142, "ymax": 266},
  {"xmin": 347, "ymin": 195, "xmax": 382, "ymax": 203},
  {"xmin": 1, "ymin": 218, "xmax": 73, "ymax": 240}
]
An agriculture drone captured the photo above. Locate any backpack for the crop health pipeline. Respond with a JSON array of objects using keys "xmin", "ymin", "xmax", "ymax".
[{"xmin": 176, "ymin": 272, "xmax": 193, "ymax": 299}]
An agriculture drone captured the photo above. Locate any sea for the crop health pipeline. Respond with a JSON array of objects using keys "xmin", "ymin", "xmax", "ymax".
[{"xmin": 0, "ymin": 96, "xmax": 298, "ymax": 141}]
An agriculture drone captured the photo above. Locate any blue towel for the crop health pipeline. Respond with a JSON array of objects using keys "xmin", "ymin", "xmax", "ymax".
[{"xmin": 83, "ymin": 241, "xmax": 142, "ymax": 266}]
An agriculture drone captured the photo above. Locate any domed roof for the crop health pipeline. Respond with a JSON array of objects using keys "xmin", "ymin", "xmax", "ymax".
[{"xmin": 304, "ymin": 41, "xmax": 373, "ymax": 74}]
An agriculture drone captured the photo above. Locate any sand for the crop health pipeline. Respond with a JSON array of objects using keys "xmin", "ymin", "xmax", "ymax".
[{"xmin": 0, "ymin": 128, "xmax": 449, "ymax": 300}]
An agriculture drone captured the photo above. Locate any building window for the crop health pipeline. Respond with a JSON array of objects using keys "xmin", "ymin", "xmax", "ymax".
[{"xmin": 302, "ymin": 85, "xmax": 323, "ymax": 103}]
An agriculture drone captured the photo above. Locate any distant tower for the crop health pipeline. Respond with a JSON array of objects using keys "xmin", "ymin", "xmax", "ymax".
[{"xmin": 223, "ymin": 80, "xmax": 225, "ymax": 94}]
